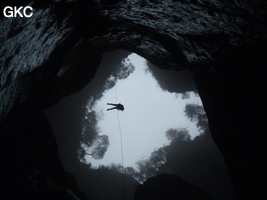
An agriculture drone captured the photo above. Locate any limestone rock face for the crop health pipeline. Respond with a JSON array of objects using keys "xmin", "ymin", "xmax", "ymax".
[
  {"xmin": 1, "ymin": 0, "xmax": 266, "ymax": 119},
  {"xmin": 1, "ymin": 0, "xmax": 267, "ymax": 199}
]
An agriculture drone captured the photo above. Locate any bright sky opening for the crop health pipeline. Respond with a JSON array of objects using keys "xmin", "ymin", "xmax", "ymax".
[{"xmin": 86, "ymin": 53, "xmax": 202, "ymax": 169}]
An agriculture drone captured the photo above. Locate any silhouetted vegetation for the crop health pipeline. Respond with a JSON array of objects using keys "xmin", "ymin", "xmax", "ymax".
[
  {"xmin": 184, "ymin": 103, "xmax": 208, "ymax": 134},
  {"xmin": 68, "ymin": 161, "xmax": 138, "ymax": 200},
  {"xmin": 79, "ymin": 52, "xmax": 202, "ymax": 165},
  {"xmin": 85, "ymin": 55, "xmax": 134, "ymax": 111},
  {"xmin": 145, "ymin": 61, "xmax": 197, "ymax": 94},
  {"xmin": 165, "ymin": 127, "xmax": 191, "ymax": 141},
  {"xmin": 104, "ymin": 59, "xmax": 135, "ymax": 91},
  {"xmin": 111, "ymin": 104, "xmax": 233, "ymax": 200},
  {"xmin": 78, "ymin": 135, "xmax": 110, "ymax": 161},
  {"xmin": 45, "ymin": 51, "xmax": 232, "ymax": 200},
  {"xmin": 79, "ymin": 51, "xmax": 134, "ymax": 162}
]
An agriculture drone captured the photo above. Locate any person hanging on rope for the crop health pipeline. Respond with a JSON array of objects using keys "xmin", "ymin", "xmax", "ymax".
[{"xmin": 107, "ymin": 103, "xmax": 125, "ymax": 111}]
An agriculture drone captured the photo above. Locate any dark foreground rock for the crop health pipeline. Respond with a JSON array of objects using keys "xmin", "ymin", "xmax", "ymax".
[
  {"xmin": 134, "ymin": 174, "xmax": 211, "ymax": 200},
  {"xmin": 0, "ymin": 107, "xmax": 89, "ymax": 200}
]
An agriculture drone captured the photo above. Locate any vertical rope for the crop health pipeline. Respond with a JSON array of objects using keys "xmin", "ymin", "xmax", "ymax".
[
  {"xmin": 116, "ymin": 112, "xmax": 124, "ymax": 168},
  {"xmin": 115, "ymin": 85, "xmax": 126, "ymax": 200},
  {"xmin": 117, "ymin": 111, "xmax": 125, "ymax": 200}
]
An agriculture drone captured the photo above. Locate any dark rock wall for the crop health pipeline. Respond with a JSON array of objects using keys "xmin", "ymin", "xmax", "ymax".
[
  {"xmin": 1, "ymin": 0, "xmax": 266, "ymax": 119},
  {"xmin": 0, "ymin": 107, "xmax": 88, "ymax": 199},
  {"xmin": 192, "ymin": 53, "xmax": 267, "ymax": 199},
  {"xmin": 1, "ymin": 0, "xmax": 267, "ymax": 199}
]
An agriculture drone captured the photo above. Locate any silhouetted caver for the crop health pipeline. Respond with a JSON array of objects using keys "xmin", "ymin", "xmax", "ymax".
[{"xmin": 107, "ymin": 103, "xmax": 124, "ymax": 111}]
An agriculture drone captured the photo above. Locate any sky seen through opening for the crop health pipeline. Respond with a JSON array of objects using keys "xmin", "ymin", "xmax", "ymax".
[{"xmin": 86, "ymin": 53, "xmax": 202, "ymax": 169}]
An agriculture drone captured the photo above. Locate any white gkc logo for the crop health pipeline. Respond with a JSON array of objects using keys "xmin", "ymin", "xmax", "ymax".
[{"xmin": 3, "ymin": 6, "xmax": 33, "ymax": 18}]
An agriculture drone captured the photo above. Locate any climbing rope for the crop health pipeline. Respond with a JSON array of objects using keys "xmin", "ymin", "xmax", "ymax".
[
  {"xmin": 115, "ymin": 85, "xmax": 126, "ymax": 200},
  {"xmin": 116, "ymin": 111, "xmax": 124, "ymax": 168}
]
